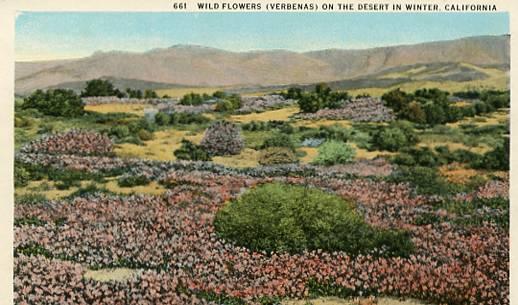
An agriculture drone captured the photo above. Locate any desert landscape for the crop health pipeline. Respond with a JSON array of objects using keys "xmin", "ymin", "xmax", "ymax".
[{"xmin": 14, "ymin": 26, "xmax": 510, "ymax": 305}]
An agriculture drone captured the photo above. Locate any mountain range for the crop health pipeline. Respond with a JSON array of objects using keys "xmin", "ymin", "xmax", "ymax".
[{"xmin": 15, "ymin": 35, "xmax": 510, "ymax": 94}]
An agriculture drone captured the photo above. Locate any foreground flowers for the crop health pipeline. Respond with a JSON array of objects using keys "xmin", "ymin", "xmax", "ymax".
[{"xmin": 14, "ymin": 169, "xmax": 509, "ymax": 304}]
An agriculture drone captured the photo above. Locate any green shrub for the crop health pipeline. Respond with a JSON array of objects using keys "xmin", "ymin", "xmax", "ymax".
[
  {"xmin": 137, "ymin": 129, "xmax": 154, "ymax": 141},
  {"xmin": 297, "ymin": 83, "xmax": 349, "ymax": 113},
  {"xmin": 389, "ymin": 166, "xmax": 451, "ymax": 196},
  {"xmin": 55, "ymin": 179, "xmax": 81, "ymax": 190},
  {"xmin": 370, "ymin": 121, "xmax": 418, "ymax": 152},
  {"xmin": 473, "ymin": 137, "xmax": 509, "ymax": 171},
  {"xmin": 201, "ymin": 121, "xmax": 244, "ymax": 156},
  {"xmin": 258, "ymin": 147, "xmax": 298, "ymax": 165},
  {"xmin": 260, "ymin": 133, "xmax": 295, "ymax": 151},
  {"xmin": 154, "ymin": 112, "xmax": 171, "ymax": 125},
  {"xmin": 22, "ymin": 89, "xmax": 84, "ymax": 117},
  {"xmin": 117, "ymin": 175, "xmax": 150, "ymax": 187},
  {"xmin": 215, "ymin": 100, "xmax": 235, "ymax": 112},
  {"xmin": 65, "ymin": 183, "xmax": 114, "ymax": 199},
  {"xmin": 37, "ymin": 124, "xmax": 55, "ymax": 135},
  {"xmin": 179, "ymin": 92, "xmax": 209, "ymax": 106},
  {"xmin": 174, "ymin": 139, "xmax": 212, "ymax": 161},
  {"xmin": 110, "ymin": 125, "xmax": 130, "ymax": 139},
  {"xmin": 300, "ymin": 124, "xmax": 350, "ymax": 142},
  {"xmin": 14, "ymin": 193, "xmax": 48, "ymax": 205},
  {"xmin": 312, "ymin": 141, "xmax": 356, "ymax": 166},
  {"xmin": 128, "ymin": 119, "xmax": 156, "ymax": 133},
  {"xmin": 14, "ymin": 116, "xmax": 33, "ymax": 128},
  {"xmin": 170, "ymin": 112, "xmax": 210, "ymax": 125},
  {"xmin": 15, "ymin": 165, "xmax": 30, "ymax": 188},
  {"xmin": 81, "ymin": 79, "xmax": 124, "ymax": 97},
  {"xmin": 215, "ymin": 183, "xmax": 413, "ymax": 256}
]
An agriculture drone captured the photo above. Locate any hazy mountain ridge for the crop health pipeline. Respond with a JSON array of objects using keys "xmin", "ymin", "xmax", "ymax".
[{"xmin": 15, "ymin": 35, "xmax": 509, "ymax": 94}]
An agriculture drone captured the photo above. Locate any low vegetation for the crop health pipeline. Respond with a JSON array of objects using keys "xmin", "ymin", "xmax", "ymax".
[
  {"xmin": 215, "ymin": 183, "xmax": 414, "ymax": 256},
  {"xmin": 14, "ymin": 78, "xmax": 510, "ymax": 305}
]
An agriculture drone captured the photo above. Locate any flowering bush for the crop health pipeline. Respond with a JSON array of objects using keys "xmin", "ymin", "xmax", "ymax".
[
  {"xmin": 296, "ymin": 98, "xmax": 395, "ymax": 122},
  {"xmin": 21, "ymin": 130, "xmax": 114, "ymax": 156},
  {"xmin": 201, "ymin": 121, "xmax": 245, "ymax": 156}
]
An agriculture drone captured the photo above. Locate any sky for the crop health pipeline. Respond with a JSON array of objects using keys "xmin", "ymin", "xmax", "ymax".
[{"xmin": 15, "ymin": 12, "xmax": 509, "ymax": 61}]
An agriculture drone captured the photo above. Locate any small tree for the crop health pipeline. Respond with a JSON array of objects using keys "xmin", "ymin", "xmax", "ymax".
[
  {"xmin": 382, "ymin": 88, "xmax": 411, "ymax": 112},
  {"xmin": 81, "ymin": 79, "xmax": 122, "ymax": 97},
  {"xmin": 144, "ymin": 89, "xmax": 159, "ymax": 99},
  {"xmin": 22, "ymin": 89, "xmax": 84, "ymax": 117}
]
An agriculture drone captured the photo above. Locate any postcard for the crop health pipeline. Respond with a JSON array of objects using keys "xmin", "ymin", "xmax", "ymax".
[{"xmin": 0, "ymin": 1, "xmax": 514, "ymax": 304}]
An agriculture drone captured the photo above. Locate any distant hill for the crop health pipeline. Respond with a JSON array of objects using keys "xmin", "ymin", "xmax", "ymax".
[{"xmin": 15, "ymin": 35, "xmax": 510, "ymax": 94}]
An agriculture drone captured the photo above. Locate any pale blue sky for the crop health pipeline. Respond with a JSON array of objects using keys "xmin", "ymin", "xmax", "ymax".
[{"xmin": 16, "ymin": 12, "xmax": 509, "ymax": 61}]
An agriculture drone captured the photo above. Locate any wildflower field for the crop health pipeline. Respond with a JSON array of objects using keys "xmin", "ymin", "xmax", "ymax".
[{"xmin": 14, "ymin": 83, "xmax": 510, "ymax": 304}]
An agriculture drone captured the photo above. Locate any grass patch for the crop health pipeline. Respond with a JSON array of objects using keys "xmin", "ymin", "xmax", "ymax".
[
  {"xmin": 114, "ymin": 128, "xmax": 204, "ymax": 161},
  {"xmin": 212, "ymin": 148, "xmax": 261, "ymax": 168},
  {"xmin": 105, "ymin": 179, "xmax": 167, "ymax": 195},
  {"xmin": 84, "ymin": 103, "xmax": 148, "ymax": 116},
  {"xmin": 230, "ymin": 106, "xmax": 299, "ymax": 123},
  {"xmin": 293, "ymin": 119, "xmax": 352, "ymax": 129}
]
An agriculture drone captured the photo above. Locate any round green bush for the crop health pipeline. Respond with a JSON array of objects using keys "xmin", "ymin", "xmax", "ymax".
[
  {"xmin": 312, "ymin": 140, "xmax": 356, "ymax": 166},
  {"xmin": 174, "ymin": 139, "xmax": 211, "ymax": 161},
  {"xmin": 258, "ymin": 147, "xmax": 298, "ymax": 165},
  {"xmin": 215, "ymin": 183, "xmax": 414, "ymax": 256},
  {"xmin": 109, "ymin": 125, "xmax": 130, "ymax": 139},
  {"xmin": 137, "ymin": 129, "xmax": 154, "ymax": 141},
  {"xmin": 154, "ymin": 112, "xmax": 171, "ymax": 125},
  {"xmin": 260, "ymin": 133, "xmax": 295, "ymax": 151}
]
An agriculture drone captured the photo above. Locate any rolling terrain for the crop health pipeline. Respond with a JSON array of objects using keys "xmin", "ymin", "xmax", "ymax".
[{"xmin": 16, "ymin": 35, "xmax": 509, "ymax": 94}]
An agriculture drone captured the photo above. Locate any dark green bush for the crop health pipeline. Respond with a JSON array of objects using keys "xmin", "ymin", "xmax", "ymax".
[
  {"xmin": 260, "ymin": 133, "xmax": 295, "ymax": 151},
  {"xmin": 154, "ymin": 112, "xmax": 171, "ymax": 125},
  {"xmin": 117, "ymin": 175, "xmax": 150, "ymax": 187},
  {"xmin": 14, "ymin": 165, "xmax": 30, "ymax": 188},
  {"xmin": 65, "ymin": 183, "xmax": 114, "ymax": 199},
  {"xmin": 179, "ymin": 92, "xmax": 210, "ymax": 106},
  {"xmin": 297, "ymin": 83, "xmax": 349, "ymax": 113},
  {"xmin": 137, "ymin": 129, "xmax": 154, "ymax": 141},
  {"xmin": 370, "ymin": 121, "xmax": 418, "ymax": 152},
  {"xmin": 128, "ymin": 119, "xmax": 156, "ymax": 133},
  {"xmin": 389, "ymin": 166, "xmax": 451, "ymax": 196},
  {"xmin": 174, "ymin": 139, "xmax": 212, "ymax": 161},
  {"xmin": 300, "ymin": 124, "xmax": 350, "ymax": 142},
  {"xmin": 215, "ymin": 100, "xmax": 235, "ymax": 112},
  {"xmin": 215, "ymin": 183, "xmax": 414, "ymax": 256},
  {"xmin": 170, "ymin": 112, "xmax": 210, "ymax": 125},
  {"xmin": 109, "ymin": 125, "xmax": 130, "ymax": 139},
  {"xmin": 14, "ymin": 193, "xmax": 48, "ymax": 205},
  {"xmin": 81, "ymin": 79, "xmax": 124, "ymax": 97},
  {"xmin": 22, "ymin": 89, "xmax": 84, "ymax": 117},
  {"xmin": 473, "ymin": 137, "xmax": 509, "ymax": 171},
  {"xmin": 258, "ymin": 147, "xmax": 298, "ymax": 165}
]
